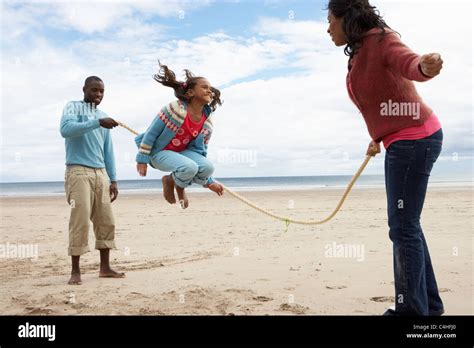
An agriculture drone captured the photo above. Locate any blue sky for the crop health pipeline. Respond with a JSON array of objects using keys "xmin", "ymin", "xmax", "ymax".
[{"xmin": 1, "ymin": 0, "xmax": 472, "ymax": 182}]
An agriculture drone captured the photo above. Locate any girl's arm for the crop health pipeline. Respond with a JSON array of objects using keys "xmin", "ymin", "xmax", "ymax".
[
  {"xmin": 206, "ymin": 180, "xmax": 224, "ymax": 196},
  {"xmin": 205, "ymin": 176, "xmax": 216, "ymax": 186},
  {"xmin": 382, "ymin": 32, "xmax": 438, "ymax": 82},
  {"xmin": 135, "ymin": 113, "xmax": 166, "ymax": 164}
]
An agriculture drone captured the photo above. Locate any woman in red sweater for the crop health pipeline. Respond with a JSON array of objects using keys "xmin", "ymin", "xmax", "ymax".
[{"xmin": 326, "ymin": 0, "xmax": 445, "ymax": 316}]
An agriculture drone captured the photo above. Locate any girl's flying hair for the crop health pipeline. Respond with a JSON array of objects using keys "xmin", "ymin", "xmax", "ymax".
[{"xmin": 153, "ymin": 61, "xmax": 222, "ymax": 111}]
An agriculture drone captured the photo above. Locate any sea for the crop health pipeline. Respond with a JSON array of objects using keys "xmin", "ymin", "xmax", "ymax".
[{"xmin": 0, "ymin": 175, "xmax": 471, "ymax": 197}]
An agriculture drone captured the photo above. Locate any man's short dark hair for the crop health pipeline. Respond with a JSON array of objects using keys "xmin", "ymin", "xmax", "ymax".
[{"xmin": 84, "ymin": 76, "xmax": 103, "ymax": 86}]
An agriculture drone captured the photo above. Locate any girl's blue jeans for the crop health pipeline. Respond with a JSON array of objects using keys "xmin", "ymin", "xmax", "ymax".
[
  {"xmin": 385, "ymin": 128, "xmax": 444, "ymax": 315},
  {"xmin": 151, "ymin": 149, "xmax": 214, "ymax": 188}
]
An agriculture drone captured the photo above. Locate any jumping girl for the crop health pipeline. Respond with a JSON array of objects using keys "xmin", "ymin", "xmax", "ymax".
[
  {"xmin": 326, "ymin": 0, "xmax": 445, "ymax": 315},
  {"xmin": 135, "ymin": 62, "xmax": 224, "ymax": 208}
]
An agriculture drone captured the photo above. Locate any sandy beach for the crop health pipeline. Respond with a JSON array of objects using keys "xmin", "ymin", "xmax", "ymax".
[{"xmin": 0, "ymin": 186, "xmax": 472, "ymax": 315}]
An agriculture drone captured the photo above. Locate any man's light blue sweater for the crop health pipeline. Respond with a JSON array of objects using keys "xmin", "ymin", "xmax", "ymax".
[{"xmin": 60, "ymin": 100, "xmax": 116, "ymax": 182}]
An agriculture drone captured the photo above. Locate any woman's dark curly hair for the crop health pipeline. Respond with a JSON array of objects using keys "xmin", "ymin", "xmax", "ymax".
[
  {"xmin": 153, "ymin": 60, "xmax": 222, "ymax": 112},
  {"xmin": 326, "ymin": 0, "xmax": 390, "ymax": 59}
]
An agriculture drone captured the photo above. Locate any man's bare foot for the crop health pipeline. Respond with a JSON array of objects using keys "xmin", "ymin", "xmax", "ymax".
[
  {"xmin": 68, "ymin": 273, "xmax": 82, "ymax": 285},
  {"xmin": 99, "ymin": 268, "xmax": 125, "ymax": 278},
  {"xmin": 175, "ymin": 186, "xmax": 189, "ymax": 209},
  {"xmin": 162, "ymin": 175, "xmax": 176, "ymax": 204}
]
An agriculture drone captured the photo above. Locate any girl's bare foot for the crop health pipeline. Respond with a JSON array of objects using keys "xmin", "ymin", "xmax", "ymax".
[
  {"xmin": 162, "ymin": 174, "xmax": 176, "ymax": 204},
  {"xmin": 68, "ymin": 272, "xmax": 82, "ymax": 285},
  {"xmin": 175, "ymin": 186, "xmax": 189, "ymax": 209}
]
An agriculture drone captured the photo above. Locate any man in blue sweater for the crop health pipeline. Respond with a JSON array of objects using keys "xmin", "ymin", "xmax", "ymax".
[{"xmin": 60, "ymin": 76, "xmax": 124, "ymax": 285}]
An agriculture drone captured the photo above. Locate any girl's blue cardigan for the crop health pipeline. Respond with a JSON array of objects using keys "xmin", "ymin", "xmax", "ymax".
[{"xmin": 135, "ymin": 100, "xmax": 215, "ymax": 183}]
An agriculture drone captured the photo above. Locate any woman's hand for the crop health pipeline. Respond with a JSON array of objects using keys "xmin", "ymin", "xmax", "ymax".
[
  {"xmin": 137, "ymin": 163, "xmax": 148, "ymax": 177},
  {"xmin": 207, "ymin": 182, "xmax": 224, "ymax": 196},
  {"xmin": 420, "ymin": 53, "xmax": 443, "ymax": 78},
  {"xmin": 366, "ymin": 140, "xmax": 381, "ymax": 157}
]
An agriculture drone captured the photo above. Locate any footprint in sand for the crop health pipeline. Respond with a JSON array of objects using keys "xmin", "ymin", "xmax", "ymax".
[
  {"xmin": 439, "ymin": 288, "xmax": 452, "ymax": 293},
  {"xmin": 26, "ymin": 307, "xmax": 54, "ymax": 315},
  {"xmin": 126, "ymin": 292, "xmax": 151, "ymax": 299},
  {"xmin": 253, "ymin": 296, "xmax": 273, "ymax": 302},
  {"xmin": 278, "ymin": 303, "xmax": 309, "ymax": 314},
  {"xmin": 71, "ymin": 303, "xmax": 90, "ymax": 310},
  {"xmin": 139, "ymin": 307, "xmax": 166, "ymax": 315},
  {"xmin": 325, "ymin": 285, "xmax": 347, "ymax": 290},
  {"xmin": 370, "ymin": 296, "xmax": 395, "ymax": 303}
]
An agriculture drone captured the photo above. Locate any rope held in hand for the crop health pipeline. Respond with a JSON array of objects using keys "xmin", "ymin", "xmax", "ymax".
[{"xmin": 117, "ymin": 121, "xmax": 373, "ymax": 229}]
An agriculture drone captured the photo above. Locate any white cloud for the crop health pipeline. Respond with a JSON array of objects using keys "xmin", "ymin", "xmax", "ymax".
[
  {"xmin": 0, "ymin": 0, "xmax": 472, "ymax": 182},
  {"xmin": 1, "ymin": 0, "xmax": 211, "ymax": 36}
]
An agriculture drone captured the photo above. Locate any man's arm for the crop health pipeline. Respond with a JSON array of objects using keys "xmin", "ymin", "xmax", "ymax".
[
  {"xmin": 60, "ymin": 103, "xmax": 100, "ymax": 138},
  {"xmin": 104, "ymin": 130, "xmax": 117, "ymax": 182},
  {"xmin": 60, "ymin": 102, "xmax": 118, "ymax": 138},
  {"xmin": 104, "ymin": 130, "xmax": 118, "ymax": 202}
]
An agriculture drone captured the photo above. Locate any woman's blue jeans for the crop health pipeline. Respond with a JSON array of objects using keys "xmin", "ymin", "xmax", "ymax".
[{"xmin": 384, "ymin": 128, "xmax": 444, "ymax": 315}]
